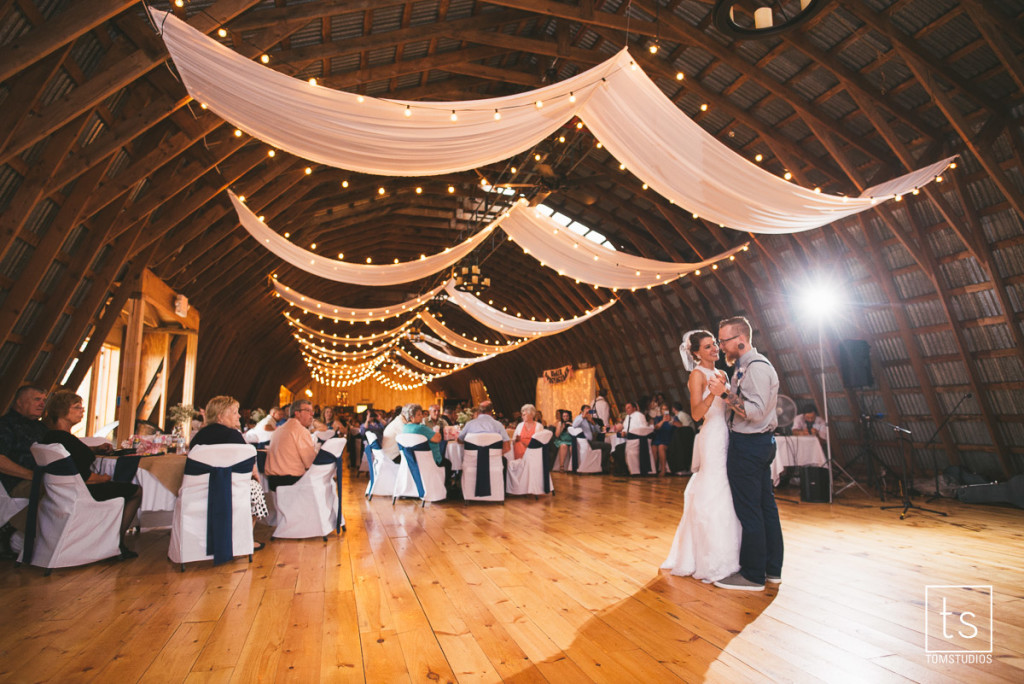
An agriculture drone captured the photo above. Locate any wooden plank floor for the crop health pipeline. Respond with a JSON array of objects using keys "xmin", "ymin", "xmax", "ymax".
[{"xmin": 1, "ymin": 471, "xmax": 1021, "ymax": 683}]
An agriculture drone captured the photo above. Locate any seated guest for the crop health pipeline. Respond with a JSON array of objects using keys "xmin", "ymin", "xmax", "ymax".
[
  {"xmin": 423, "ymin": 404, "xmax": 449, "ymax": 432},
  {"xmin": 400, "ymin": 403, "xmax": 451, "ymax": 489},
  {"xmin": 41, "ymin": 389, "xmax": 142, "ymax": 559},
  {"xmin": 0, "ymin": 385, "xmax": 48, "ymax": 558},
  {"xmin": 512, "ymin": 404, "xmax": 540, "ymax": 460},
  {"xmin": 266, "ymin": 399, "xmax": 316, "ymax": 490},
  {"xmin": 457, "ymin": 401, "xmax": 510, "ymax": 454},
  {"xmin": 572, "ymin": 403, "xmax": 612, "ymax": 472},
  {"xmin": 617, "ymin": 401, "xmax": 649, "ymax": 435},
  {"xmin": 551, "ymin": 409, "xmax": 573, "ymax": 472},
  {"xmin": 793, "ymin": 403, "xmax": 828, "ymax": 441},
  {"xmin": 190, "ymin": 395, "xmax": 270, "ymax": 548}
]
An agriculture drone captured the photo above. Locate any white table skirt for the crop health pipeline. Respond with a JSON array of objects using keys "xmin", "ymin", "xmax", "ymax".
[
  {"xmin": 772, "ymin": 435, "xmax": 827, "ymax": 485},
  {"xmin": 94, "ymin": 456, "xmax": 178, "ymax": 528},
  {"xmin": 446, "ymin": 441, "xmax": 463, "ymax": 471}
]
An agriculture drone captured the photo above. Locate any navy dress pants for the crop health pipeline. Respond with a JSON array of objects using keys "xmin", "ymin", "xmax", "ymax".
[{"xmin": 726, "ymin": 431, "xmax": 784, "ymax": 584}]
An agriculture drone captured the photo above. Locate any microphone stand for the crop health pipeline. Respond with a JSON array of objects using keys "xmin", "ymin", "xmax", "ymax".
[
  {"xmin": 923, "ymin": 392, "xmax": 972, "ymax": 504},
  {"xmin": 880, "ymin": 422, "xmax": 947, "ymax": 520}
]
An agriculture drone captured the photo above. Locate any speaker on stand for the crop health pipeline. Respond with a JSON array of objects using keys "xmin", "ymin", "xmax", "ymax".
[{"xmin": 832, "ymin": 340, "xmax": 879, "ymax": 499}]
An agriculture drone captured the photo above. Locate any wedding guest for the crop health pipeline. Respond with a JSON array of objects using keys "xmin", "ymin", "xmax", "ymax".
[
  {"xmin": 457, "ymin": 401, "xmax": 510, "ymax": 453},
  {"xmin": 190, "ymin": 395, "xmax": 270, "ymax": 549},
  {"xmin": 551, "ymin": 409, "xmax": 573, "ymax": 471},
  {"xmin": 382, "ymin": 408, "xmax": 408, "ymax": 463},
  {"xmin": 400, "ymin": 404, "xmax": 451, "ymax": 489},
  {"xmin": 651, "ymin": 402, "xmax": 681, "ymax": 476},
  {"xmin": 593, "ymin": 389, "xmax": 612, "ymax": 432},
  {"xmin": 511, "ymin": 404, "xmax": 540, "ymax": 460},
  {"xmin": 792, "ymin": 403, "xmax": 827, "ymax": 442},
  {"xmin": 0, "ymin": 385, "xmax": 48, "ymax": 558},
  {"xmin": 41, "ymin": 389, "xmax": 142, "ymax": 559},
  {"xmin": 667, "ymin": 401, "xmax": 697, "ymax": 475},
  {"xmin": 266, "ymin": 399, "xmax": 316, "ymax": 490}
]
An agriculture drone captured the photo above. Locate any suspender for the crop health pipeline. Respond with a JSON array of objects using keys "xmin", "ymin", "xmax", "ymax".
[{"xmin": 728, "ymin": 358, "xmax": 773, "ymax": 429}]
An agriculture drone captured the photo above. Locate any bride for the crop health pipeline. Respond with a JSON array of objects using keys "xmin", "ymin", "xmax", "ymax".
[{"xmin": 661, "ymin": 329, "xmax": 742, "ymax": 582}]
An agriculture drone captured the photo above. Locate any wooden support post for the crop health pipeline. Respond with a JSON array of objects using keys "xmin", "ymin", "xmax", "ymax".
[{"xmin": 116, "ymin": 298, "xmax": 145, "ymax": 443}]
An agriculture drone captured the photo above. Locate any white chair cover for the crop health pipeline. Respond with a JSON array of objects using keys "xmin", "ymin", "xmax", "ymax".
[
  {"xmin": 506, "ymin": 428, "xmax": 554, "ymax": 496},
  {"xmin": 270, "ymin": 437, "xmax": 346, "ymax": 539},
  {"xmin": 168, "ymin": 444, "xmax": 256, "ymax": 567},
  {"xmin": 314, "ymin": 429, "xmax": 335, "ymax": 443},
  {"xmin": 92, "ymin": 421, "xmax": 118, "ymax": 439},
  {"xmin": 0, "ymin": 483, "xmax": 28, "ymax": 527},
  {"xmin": 624, "ymin": 425, "xmax": 656, "ymax": 475},
  {"xmin": 567, "ymin": 426, "xmax": 603, "ymax": 474},
  {"xmin": 79, "ymin": 436, "xmax": 112, "ymax": 449},
  {"xmin": 462, "ymin": 432, "xmax": 505, "ymax": 503},
  {"xmin": 394, "ymin": 433, "xmax": 446, "ymax": 504},
  {"xmin": 365, "ymin": 432, "xmax": 399, "ymax": 499},
  {"xmin": 19, "ymin": 443, "xmax": 122, "ymax": 570}
]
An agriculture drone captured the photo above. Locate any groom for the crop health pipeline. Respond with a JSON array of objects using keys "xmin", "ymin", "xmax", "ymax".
[{"xmin": 708, "ymin": 316, "xmax": 782, "ymax": 592}]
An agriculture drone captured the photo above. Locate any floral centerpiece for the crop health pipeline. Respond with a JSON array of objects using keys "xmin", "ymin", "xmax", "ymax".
[
  {"xmin": 168, "ymin": 403, "xmax": 195, "ymax": 445},
  {"xmin": 456, "ymin": 408, "xmax": 474, "ymax": 426}
]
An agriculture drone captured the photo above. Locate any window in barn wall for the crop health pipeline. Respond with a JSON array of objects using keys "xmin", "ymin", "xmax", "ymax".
[{"xmin": 63, "ymin": 343, "xmax": 119, "ymax": 438}]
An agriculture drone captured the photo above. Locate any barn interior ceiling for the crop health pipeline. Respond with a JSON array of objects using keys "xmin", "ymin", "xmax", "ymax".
[{"xmin": 1, "ymin": 0, "xmax": 1022, "ymax": 478}]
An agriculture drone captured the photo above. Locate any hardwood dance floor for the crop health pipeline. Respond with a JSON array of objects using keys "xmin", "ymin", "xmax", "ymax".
[{"xmin": 1, "ymin": 472, "xmax": 1021, "ymax": 683}]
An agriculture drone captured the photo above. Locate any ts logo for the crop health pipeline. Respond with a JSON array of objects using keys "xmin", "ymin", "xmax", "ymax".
[{"xmin": 925, "ymin": 585, "xmax": 993, "ymax": 653}]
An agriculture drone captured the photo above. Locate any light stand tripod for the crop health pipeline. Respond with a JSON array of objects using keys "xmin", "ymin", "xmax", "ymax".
[
  {"xmin": 880, "ymin": 422, "xmax": 947, "ymax": 520},
  {"xmin": 923, "ymin": 392, "xmax": 972, "ymax": 504},
  {"xmin": 835, "ymin": 412, "xmax": 886, "ymax": 501}
]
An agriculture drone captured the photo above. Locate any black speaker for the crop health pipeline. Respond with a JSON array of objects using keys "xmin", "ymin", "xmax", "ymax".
[
  {"xmin": 838, "ymin": 339, "xmax": 873, "ymax": 388},
  {"xmin": 800, "ymin": 466, "xmax": 830, "ymax": 503}
]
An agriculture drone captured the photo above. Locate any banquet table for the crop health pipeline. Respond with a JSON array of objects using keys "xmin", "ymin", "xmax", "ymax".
[
  {"xmin": 94, "ymin": 453, "xmax": 187, "ymax": 528},
  {"xmin": 772, "ymin": 435, "xmax": 827, "ymax": 485},
  {"xmin": 446, "ymin": 441, "xmax": 463, "ymax": 471}
]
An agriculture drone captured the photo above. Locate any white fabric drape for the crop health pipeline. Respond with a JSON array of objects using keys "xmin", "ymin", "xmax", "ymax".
[
  {"xmin": 501, "ymin": 200, "xmax": 748, "ymax": 289},
  {"xmin": 273, "ymin": 277, "xmax": 444, "ymax": 322},
  {"xmin": 417, "ymin": 309, "xmax": 526, "ymax": 355},
  {"xmin": 156, "ymin": 10, "xmax": 955, "ymax": 235},
  {"xmin": 396, "ymin": 347, "xmax": 463, "ymax": 374},
  {"xmin": 409, "ymin": 338, "xmax": 493, "ymax": 366},
  {"xmin": 231, "ymin": 191, "xmax": 497, "ymax": 285},
  {"xmin": 285, "ymin": 313, "xmax": 414, "ymax": 345},
  {"xmin": 443, "ymin": 280, "xmax": 616, "ymax": 336}
]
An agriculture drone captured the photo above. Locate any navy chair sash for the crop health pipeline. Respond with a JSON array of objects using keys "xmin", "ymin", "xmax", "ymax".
[
  {"xmin": 112, "ymin": 455, "xmax": 141, "ymax": 483},
  {"xmin": 364, "ymin": 441, "xmax": 382, "ymax": 490},
  {"xmin": 625, "ymin": 433, "xmax": 652, "ymax": 475},
  {"xmin": 527, "ymin": 438, "xmax": 553, "ymax": 493},
  {"xmin": 313, "ymin": 448, "xmax": 344, "ymax": 533},
  {"xmin": 256, "ymin": 449, "xmax": 267, "ymax": 473},
  {"xmin": 22, "ymin": 456, "xmax": 80, "ymax": 566},
  {"xmin": 396, "ymin": 445, "xmax": 428, "ymax": 498},
  {"xmin": 569, "ymin": 435, "xmax": 580, "ymax": 472},
  {"xmin": 183, "ymin": 455, "xmax": 256, "ymax": 565},
  {"xmin": 465, "ymin": 440, "xmax": 502, "ymax": 497}
]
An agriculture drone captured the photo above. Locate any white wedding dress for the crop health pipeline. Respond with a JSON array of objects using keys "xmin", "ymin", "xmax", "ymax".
[{"xmin": 661, "ymin": 365, "xmax": 742, "ymax": 582}]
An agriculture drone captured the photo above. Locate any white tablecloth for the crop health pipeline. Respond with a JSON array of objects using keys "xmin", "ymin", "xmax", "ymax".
[
  {"xmin": 446, "ymin": 441, "xmax": 463, "ymax": 471},
  {"xmin": 94, "ymin": 456, "xmax": 179, "ymax": 528},
  {"xmin": 772, "ymin": 436, "xmax": 827, "ymax": 485}
]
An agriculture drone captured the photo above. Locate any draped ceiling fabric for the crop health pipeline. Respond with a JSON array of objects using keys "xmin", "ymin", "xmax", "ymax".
[
  {"xmin": 272, "ymin": 277, "xmax": 445, "ymax": 322},
  {"xmin": 417, "ymin": 309, "xmax": 523, "ymax": 356},
  {"xmin": 501, "ymin": 201, "xmax": 749, "ymax": 289},
  {"xmin": 409, "ymin": 338, "xmax": 494, "ymax": 366},
  {"xmin": 157, "ymin": 10, "xmax": 955, "ymax": 235},
  {"xmin": 231, "ymin": 191, "xmax": 498, "ymax": 285},
  {"xmin": 396, "ymin": 347, "xmax": 463, "ymax": 375},
  {"xmin": 443, "ymin": 281, "xmax": 617, "ymax": 335}
]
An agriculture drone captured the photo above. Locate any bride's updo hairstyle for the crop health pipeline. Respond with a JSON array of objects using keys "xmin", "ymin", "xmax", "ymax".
[{"xmin": 688, "ymin": 330, "xmax": 713, "ymax": 362}]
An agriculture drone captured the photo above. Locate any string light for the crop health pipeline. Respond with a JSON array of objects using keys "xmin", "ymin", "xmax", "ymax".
[
  {"xmin": 404, "ymin": 105, "xmax": 412, "ymax": 117},
  {"xmin": 450, "ymin": 110, "xmax": 458, "ymax": 121},
  {"xmin": 308, "ymin": 77, "xmax": 317, "ymax": 85},
  {"xmin": 260, "ymin": 54, "xmax": 270, "ymax": 64},
  {"xmin": 217, "ymin": 28, "xmax": 228, "ymax": 38},
  {"xmin": 755, "ymin": 153, "xmax": 763, "ymax": 162}
]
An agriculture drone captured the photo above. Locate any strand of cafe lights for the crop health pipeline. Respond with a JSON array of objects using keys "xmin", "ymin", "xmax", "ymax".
[
  {"xmin": 284, "ymin": 312, "xmax": 415, "ymax": 347},
  {"xmin": 292, "ymin": 332, "xmax": 400, "ymax": 361}
]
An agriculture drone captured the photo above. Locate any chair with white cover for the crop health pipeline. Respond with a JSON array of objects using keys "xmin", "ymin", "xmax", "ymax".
[
  {"xmin": 270, "ymin": 437, "xmax": 346, "ymax": 539},
  {"xmin": 462, "ymin": 432, "xmax": 505, "ymax": 503},
  {"xmin": 19, "ymin": 443, "xmax": 122, "ymax": 574},
  {"xmin": 506, "ymin": 428, "xmax": 554, "ymax": 497},
  {"xmin": 80, "ymin": 436, "xmax": 113, "ymax": 449},
  {"xmin": 364, "ymin": 432, "xmax": 399, "ymax": 500},
  {"xmin": 314, "ymin": 429, "xmax": 335, "ymax": 443},
  {"xmin": 394, "ymin": 433, "xmax": 446, "ymax": 505},
  {"xmin": 0, "ymin": 482, "xmax": 28, "ymax": 528},
  {"xmin": 168, "ymin": 444, "xmax": 256, "ymax": 571},
  {"xmin": 566, "ymin": 427, "xmax": 603, "ymax": 474},
  {"xmin": 624, "ymin": 425, "xmax": 656, "ymax": 475}
]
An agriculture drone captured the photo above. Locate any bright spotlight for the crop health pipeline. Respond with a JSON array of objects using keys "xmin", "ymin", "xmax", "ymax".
[{"xmin": 801, "ymin": 276, "xmax": 844, "ymax": 322}]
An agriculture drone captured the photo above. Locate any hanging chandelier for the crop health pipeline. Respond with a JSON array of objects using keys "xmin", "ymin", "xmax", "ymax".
[
  {"xmin": 712, "ymin": 0, "xmax": 832, "ymax": 40},
  {"xmin": 453, "ymin": 264, "xmax": 490, "ymax": 295}
]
